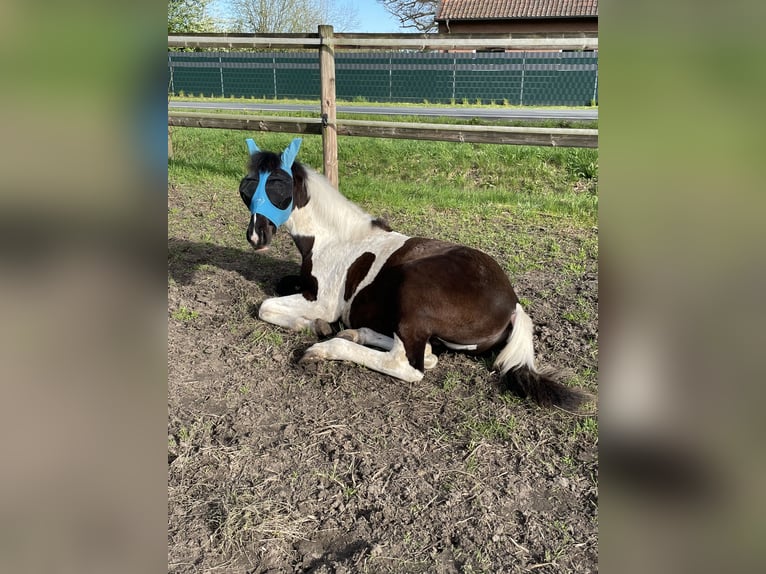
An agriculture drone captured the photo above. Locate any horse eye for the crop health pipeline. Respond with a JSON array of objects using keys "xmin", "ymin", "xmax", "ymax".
[
  {"xmin": 265, "ymin": 174, "xmax": 293, "ymax": 209},
  {"xmin": 239, "ymin": 177, "xmax": 258, "ymax": 206}
]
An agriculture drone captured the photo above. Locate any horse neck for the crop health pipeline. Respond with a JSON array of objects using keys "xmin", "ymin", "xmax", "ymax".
[{"xmin": 287, "ymin": 168, "xmax": 375, "ymax": 244}]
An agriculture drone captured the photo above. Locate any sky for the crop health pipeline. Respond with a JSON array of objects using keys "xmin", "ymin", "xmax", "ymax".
[
  {"xmin": 208, "ymin": 1, "xmax": 404, "ymax": 33},
  {"xmin": 354, "ymin": 1, "xmax": 402, "ymax": 33}
]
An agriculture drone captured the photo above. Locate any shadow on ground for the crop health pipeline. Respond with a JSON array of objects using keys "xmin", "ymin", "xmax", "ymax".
[{"xmin": 168, "ymin": 237, "xmax": 300, "ymax": 292}]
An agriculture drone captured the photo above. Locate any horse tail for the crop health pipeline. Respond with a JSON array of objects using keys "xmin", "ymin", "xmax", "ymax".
[{"xmin": 494, "ymin": 303, "xmax": 591, "ymax": 411}]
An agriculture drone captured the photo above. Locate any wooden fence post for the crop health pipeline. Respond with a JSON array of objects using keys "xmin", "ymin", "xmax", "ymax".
[{"xmin": 318, "ymin": 25, "xmax": 338, "ymax": 187}]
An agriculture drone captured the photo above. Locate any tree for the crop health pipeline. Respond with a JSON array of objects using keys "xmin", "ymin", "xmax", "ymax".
[
  {"xmin": 168, "ymin": 0, "xmax": 217, "ymax": 33},
  {"xmin": 376, "ymin": 0, "xmax": 438, "ymax": 32},
  {"xmin": 225, "ymin": 0, "xmax": 358, "ymax": 33},
  {"xmin": 317, "ymin": 0, "xmax": 359, "ymax": 32}
]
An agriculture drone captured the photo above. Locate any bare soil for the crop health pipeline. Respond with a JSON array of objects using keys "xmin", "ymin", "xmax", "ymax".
[{"xmin": 168, "ymin": 189, "xmax": 598, "ymax": 573}]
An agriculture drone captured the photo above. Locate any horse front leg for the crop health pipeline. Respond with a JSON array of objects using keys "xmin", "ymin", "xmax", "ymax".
[
  {"xmin": 336, "ymin": 327, "xmax": 438, "ymax": 370},
  {"xmin": 301, "ymin": 333, "xmax": 425, "ymax": 382},
  {"xmin": 258, "ymin": 294, "xmax": 335, "ymax": 337}
]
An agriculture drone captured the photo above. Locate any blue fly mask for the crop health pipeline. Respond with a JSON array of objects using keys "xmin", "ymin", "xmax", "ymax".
[{"xmin": 244, "ymin": 137, "xmax": 302, "ymax": 227}]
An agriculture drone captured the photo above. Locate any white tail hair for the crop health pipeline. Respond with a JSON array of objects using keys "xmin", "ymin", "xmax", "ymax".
[
  {"xmin": 494, "ymin": 302, "xmax": 591, "ymax": 410},
  {"xmin": 494, "ymin": 303, "xmax": 537, "ymax": 374}
]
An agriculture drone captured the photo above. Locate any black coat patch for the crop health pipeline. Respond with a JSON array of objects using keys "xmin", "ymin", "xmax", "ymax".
[
  {"xmin": 292, "ymin": 235, "xmax": 318, "ymax": 301},
  {"xmin": 344, "ymin": 252, "xmax": 376, "ymax": 301}
]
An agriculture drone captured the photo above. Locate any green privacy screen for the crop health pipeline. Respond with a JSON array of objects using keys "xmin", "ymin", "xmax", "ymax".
[{"xmin": 168, "ymin": 50, "xmax": 598, "ymax": 106}]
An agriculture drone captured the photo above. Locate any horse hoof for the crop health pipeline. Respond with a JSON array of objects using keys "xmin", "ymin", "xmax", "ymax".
[
  {"xmin": 313, "ymin": 319, "xmax": 334, "ymax": 338},
  {"xmin": 424, "ymin": 354, "xmax": 438, "ymax": 370},
  {"xmin": 299, "ymin": 353, "xmax": 319, "ymax": 364},
  {"xmin": 336, "ymin": 329, "xmax": 359, "ymax": 343},
  {"xmin": 300, "ymin": 345, "xmax": 325, "ymax": 364}
]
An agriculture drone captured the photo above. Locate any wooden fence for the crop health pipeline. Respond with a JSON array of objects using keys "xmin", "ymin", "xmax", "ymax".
[{"xmin": 168, "ymin": 29, "xmax": 598, "ymax": 186}]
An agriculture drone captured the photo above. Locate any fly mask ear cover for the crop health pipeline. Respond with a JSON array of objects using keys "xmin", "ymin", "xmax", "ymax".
[{"xmin": 245, "ymin": 137, "xmax": 302, "ymax": 227}]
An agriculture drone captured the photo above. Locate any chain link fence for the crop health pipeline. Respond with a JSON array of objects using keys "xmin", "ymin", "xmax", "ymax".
[{"xmin": 168, "ymin": 50, "xmax": 598, "ymax": 106}]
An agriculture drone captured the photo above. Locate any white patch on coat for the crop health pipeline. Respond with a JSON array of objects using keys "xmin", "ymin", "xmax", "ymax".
[
  {"xmin": 437, "ymin": 338, "xmax": 479, "ymax": 351},
  {"xmin": 258, "ymin": 166, "xmax": 409, "ymax": 331}
]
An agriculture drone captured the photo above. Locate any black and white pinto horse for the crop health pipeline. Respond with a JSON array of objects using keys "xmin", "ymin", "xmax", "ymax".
[{"xmin": 239, "ymin": 138, "xmax": 589, "ymax": 410}]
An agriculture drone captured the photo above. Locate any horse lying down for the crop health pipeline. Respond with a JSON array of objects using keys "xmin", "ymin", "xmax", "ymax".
[{"xmin": 239, "ymin": 137, "xmax": 592, "ymax": 410}]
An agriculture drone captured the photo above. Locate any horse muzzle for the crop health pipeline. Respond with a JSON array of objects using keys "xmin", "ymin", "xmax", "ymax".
[{"xmin": 247, "ymin": 215, "xmax": 275, "ymax": 251}]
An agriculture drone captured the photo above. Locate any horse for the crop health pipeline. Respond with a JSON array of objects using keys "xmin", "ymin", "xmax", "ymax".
[{"xmin": 238, "ymin": 137, "xmax": 590, "ymax": 410}]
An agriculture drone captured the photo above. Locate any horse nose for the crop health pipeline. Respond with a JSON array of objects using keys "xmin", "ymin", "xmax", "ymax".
[
  {"xmin": 246, "ymin": 216, "xmax": 271, "ymax": 251},
  {"xmin": 247, "ymin": 228, "xmax": 266, "ymax": 250},
  {"xmin": 245, "ymin": 227, "xmax": 256, "ymax": 247},
  {"xmin": 246, "ymin": 218, "xmax": 257, "ymax": 246}
]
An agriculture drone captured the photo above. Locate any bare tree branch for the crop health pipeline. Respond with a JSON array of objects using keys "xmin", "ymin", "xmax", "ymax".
[
  {"xmin": 376, "ymin": 0, "xmax": 438, "ymax": 32},
  {"xmin": 223, "ymin": 0, "xmax": 358, "ymax": 33}
]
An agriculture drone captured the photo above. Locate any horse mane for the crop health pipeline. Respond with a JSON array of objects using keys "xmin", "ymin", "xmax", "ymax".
[
  {"xmin": 300, "ymin": 165, "xmax": 384, "ymax": 240},
  {"xmin": 248, "ymin": 149, "xmax": 388, "ymax": 239},
  {"xmin": 247, "ymin": 151, "xmax": 282, "ymax": 174}
]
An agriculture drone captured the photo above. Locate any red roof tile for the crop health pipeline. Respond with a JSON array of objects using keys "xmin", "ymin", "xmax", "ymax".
[{"xmin": 436, "ymin": 0, "xmax": 598, "ymax": 20}]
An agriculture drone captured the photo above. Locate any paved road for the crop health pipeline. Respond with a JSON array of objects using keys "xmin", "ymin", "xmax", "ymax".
[{"xmin": 169, "ymin": 100, "xmax": 597, "ymax": 121}]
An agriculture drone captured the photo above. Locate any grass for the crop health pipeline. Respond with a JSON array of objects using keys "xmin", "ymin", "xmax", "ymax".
[
  {"xmin": 574, "ymin": 416, "xmax": 598, "ymax": 440},
  {"xmin": 563, "ymin": 296, "xmax": 593, "ymax": 325},
  {"xmin": 171, "ymin": 306, "xmax": 198, "ymax": 321},
  {"xmin": 463, "ymin": 415, "xmax": 518, "ymax": 443},
  {"xmin": 441, "ymin": 370, "xmax": 461, "ymax": 392},
  {"xmin": 212, "ymin": 489, "xmax": 318, "ymax": 553},
  {"xmin": 250, "ymin": 328, "xmax": 284, "ymax": 348},
  {"xmin": 170, "ymin": 94, "xmax": 597, "ymax": 112},
  {"xmin": 168, "ymin": 128, "xmax": 597, "ymax": 228}
]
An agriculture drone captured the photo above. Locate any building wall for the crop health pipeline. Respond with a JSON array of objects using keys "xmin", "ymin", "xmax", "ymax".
[{"xmin": 437, "ymin": 18, "xmax": 598, "ymax": 34}]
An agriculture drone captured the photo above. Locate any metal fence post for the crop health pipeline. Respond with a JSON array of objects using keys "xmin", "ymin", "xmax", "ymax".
[
  {"xmin": 592, "ymin": 66, "xmax": 598, "ymax": 105},
  {"xmin": 452, "ymin": 56, "xmax": 457, "ymax": 102},
  {"xmin": 273, "ymin": 55, "xmax": 278, "ymax": 99},
  {"xmin": 319, "ymin": 25, "xmax": 338, "ymax": 187},
  {"xmin": 520, "ymin": 51, "xmax": 526, "ymax": 105},
  {"xmin": 168, "ymin": 54, "xmax": 174, "ymax": 95},
  {"xmin": 219, "ymin": 54, "xmax": 224, "ymax": 97}
]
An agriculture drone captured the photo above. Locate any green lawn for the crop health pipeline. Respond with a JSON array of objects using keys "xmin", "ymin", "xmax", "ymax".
[{"xmin": 168, "ymin": 128, "xmax": 597, "ymax": 226}]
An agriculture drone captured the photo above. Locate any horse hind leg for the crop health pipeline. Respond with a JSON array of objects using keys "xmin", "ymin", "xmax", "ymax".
[
  {"xmin": 336, "ymin": 328, "xmax": 438, "ymax": 370},
  {"xmin": 301, "ymin": 333, "xmax": 425, "ymax": 382},
  {"xmin": 422, "ymin": 342, "xmax": 438, "ymax": 369}
]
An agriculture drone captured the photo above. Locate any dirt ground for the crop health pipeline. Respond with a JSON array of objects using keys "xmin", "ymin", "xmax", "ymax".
[{"xmin": 168, "ymin": 190, "xmax": 598, "ymax": 573}]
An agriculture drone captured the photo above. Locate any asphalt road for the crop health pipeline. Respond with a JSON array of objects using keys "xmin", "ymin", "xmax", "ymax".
[{"xmin": 168, "ymin": 99, "xmax": 597, "ymax": 121}]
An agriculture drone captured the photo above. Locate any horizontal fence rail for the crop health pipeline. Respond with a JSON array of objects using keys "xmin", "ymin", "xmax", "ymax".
[
  {"xmin": 168, "ymin": 32, "xmax": 597, "ymax": 51},
  {"xmin": 168, "ymin": 111, "xmax": 598, "ymax": 148}
]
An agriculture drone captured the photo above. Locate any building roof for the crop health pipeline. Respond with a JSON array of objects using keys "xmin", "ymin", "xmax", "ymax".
[{"xmin": 436, "ymin": 0, "xmax": 598, "ymax": 21}]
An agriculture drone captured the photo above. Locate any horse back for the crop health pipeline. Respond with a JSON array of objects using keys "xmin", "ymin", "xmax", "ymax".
[{"xmin": 348, "ymin": 237, "xmax": 518, "ymax": 350}]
